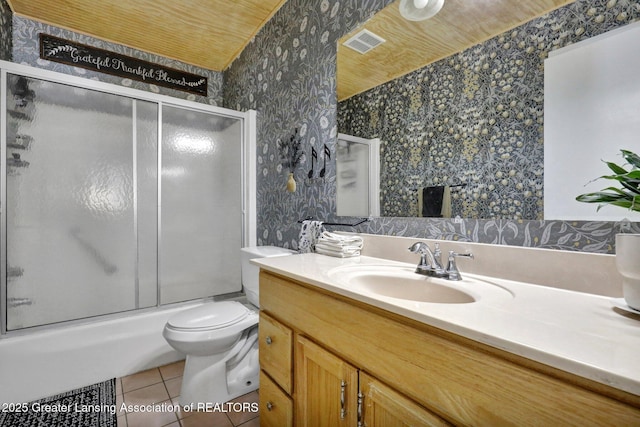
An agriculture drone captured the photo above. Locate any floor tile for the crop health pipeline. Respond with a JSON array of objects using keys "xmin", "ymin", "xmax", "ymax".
[
  {"xmin": 116, "ymin": 393, "xmax": 126, "ymax": 417},
  {"xmin": 226, "ymin": 391, "xmax": 259, "ymax": 426},
  {"xmin": 117, "ymin": 414, "xmax": 128, "ymax": 427},
  {"xmin": 159, "ymin": 360, "xmax": 185, "ymax": 381},
  {"xmin": 123, "ymin": 382, "xmax": 170, "ymax": 407},
  {"xmin": 164, "ymin": 376, "xmax": 182, "ymax": 399},
  {"xmin": 169, "ymin": 396, "xmax": 193, "ymax": 421},
  {"xmin": 124, "ymin": 398, "xmax": 179, "ymax": 427},
  {"xmin": 237, "ymin": 417, "xmax": 260, "ymax": 427},
  {"xmin": 179, "ymin": 410, "xmax": 233, "ymax": 427},
  {"xmin": 122, "ymin": 367, "xmax": 164, "ymax": 392},
  {"xmin": 117, "ymin": 361, "xmax": 261, "ymax": 427}
]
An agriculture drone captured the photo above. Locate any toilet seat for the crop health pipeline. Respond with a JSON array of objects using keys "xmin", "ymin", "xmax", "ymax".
[
  {"xmin": 163, "ymin": 301, "xmax": 258, "ymax": 359},
  {"xmin": 167, "ymin": 301, "xmax": 250, "ymax": 331}
]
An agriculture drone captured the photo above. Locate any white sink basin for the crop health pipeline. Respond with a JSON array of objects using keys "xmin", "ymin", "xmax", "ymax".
[{"xmin": 327, "ymin": 264, "xmax": 513, "ymax": 304}]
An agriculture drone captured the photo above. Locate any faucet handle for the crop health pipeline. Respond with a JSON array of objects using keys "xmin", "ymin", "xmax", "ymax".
[
  {"xmin": 433, "ymin": 243, "xmax": 442, "ymax": 268},
  {"xmin": 445, "ymin": 251, "xmax": 474, "ymax": 281}
]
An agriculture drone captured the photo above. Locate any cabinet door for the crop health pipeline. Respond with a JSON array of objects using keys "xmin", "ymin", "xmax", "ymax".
[
  {"xmin": 360, "ymin": 373, "xmax": 452, "ymax": 427},
  {"xmin": 259, "ymin": 312, "xmax": 293, "ymax": 393},
  {"xmin": 296, "ymin": 335, "xmax": 359, "ymax": 426},
  {"xmin": 260, "ymin": 371, "xmax": 293, "ymax": 427}
]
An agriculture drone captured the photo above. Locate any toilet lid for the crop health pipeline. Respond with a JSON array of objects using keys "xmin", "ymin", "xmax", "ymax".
[{"xmin": 167, "ymin": 301, "xmax": 250, "ymax": 330}]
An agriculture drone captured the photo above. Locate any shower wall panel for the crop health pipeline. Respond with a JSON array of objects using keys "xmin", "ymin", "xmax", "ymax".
[
  {"xmin": 136, "ymin": 100, "xmax": 159, "ymax": 309},
  {"xmin": 2, "ymin": 64, "xmax": 248, "ymax": 331},
  {"xmin": 160, "ymin": 106, "xmax": 243, "ymax": 304},
  {"xmin": 5, "ymin": 75, "xmax": 158, "ymax": 329}
]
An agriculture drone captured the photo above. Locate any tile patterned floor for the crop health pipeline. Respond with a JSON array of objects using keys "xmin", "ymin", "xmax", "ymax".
[{"xmin": 116, "ymin": 360, "xmax": 259, "ymax": 427}]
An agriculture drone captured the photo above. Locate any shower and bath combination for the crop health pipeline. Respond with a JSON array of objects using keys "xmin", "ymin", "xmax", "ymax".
[
  {"xmin": 0, "ymin": 60, "xmax": 255, "ymax": 333},
  {"xmin": 0, "ymin": 60, "xmax": 257, "ymax": 404}
]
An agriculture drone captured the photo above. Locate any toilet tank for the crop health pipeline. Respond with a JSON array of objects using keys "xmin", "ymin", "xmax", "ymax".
[{"xmin": 241, "ymin": 246, "xmax": 295, "ymax": 307}]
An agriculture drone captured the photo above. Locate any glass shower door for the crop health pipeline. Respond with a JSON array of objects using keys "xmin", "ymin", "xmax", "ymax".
[
  {"xmin": 4, "ymin": 74, "xmax": 158, "ymax": 330},
  {"xmin": 160, "ymin": 106, "xmax": 243, "ymax": 304}
]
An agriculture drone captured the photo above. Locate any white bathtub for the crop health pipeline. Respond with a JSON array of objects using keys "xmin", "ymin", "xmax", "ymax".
[{"xmin": 0, "ymin": 303, "xmax": 204, "ymax": 404}]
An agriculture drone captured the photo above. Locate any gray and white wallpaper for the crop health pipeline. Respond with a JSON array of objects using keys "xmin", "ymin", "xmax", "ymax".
[
  {"xmin": 227, "ymin": 0, "xmax": 640, "ymax": 254},
  {"xmin": 339, "ymin": 0, "xmax": 640, "ymax": 221},
  {"xmin": 2, "ymin": 0, "xmax": 640, "ymax": 254},
  {"xmin": 224, "ymin": 0, "xmax": 395, "ymax": 248},
  {"xmin": 0, "ymin": 0, "xmax": 11, "ymax": 61}
]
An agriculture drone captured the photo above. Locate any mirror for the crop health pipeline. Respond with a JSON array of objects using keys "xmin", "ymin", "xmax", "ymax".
[{"xmin": 336, "ymin": 0, "xmax": 575, "ymax": 220}]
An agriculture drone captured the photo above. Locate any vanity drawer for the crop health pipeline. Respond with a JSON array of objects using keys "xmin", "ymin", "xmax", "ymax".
[
  {"xmin": 260, "ymin": 370, "xmax": 293, "ymax": 427},
  {"xmin": 259, "ymin": 311, "xmax": 293, "ymax": 393}
]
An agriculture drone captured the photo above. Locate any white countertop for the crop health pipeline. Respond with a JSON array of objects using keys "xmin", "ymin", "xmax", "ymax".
[{"xmin": 253, "ymin": 253, "xmax": 640, "ymax": 396}]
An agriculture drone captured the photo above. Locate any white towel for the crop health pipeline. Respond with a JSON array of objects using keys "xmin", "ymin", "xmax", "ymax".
[
  {"xmin": 316, "ymin": 243, "xmax": 360, "ymax": 258},
  {"xmin": 318, "ymin": 231, "xmax": 363, "ymax": 247},
  {"xmin": 315, "ymin": 232, "xmax": 363, "ymax": 257},
  {"xmin": 298, "ymin": 220, "xmax": 325, "ymax": 253}
]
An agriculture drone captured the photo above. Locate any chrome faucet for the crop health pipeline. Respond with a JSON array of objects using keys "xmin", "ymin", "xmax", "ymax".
[
  {"xmin": 408, "ymin": 242, "xmax": 474, "ymax": 280},
  {"xmin": 445, "ymin": 251, "xmax": 474, "ymax": 281},
  {"xmin": 408, "ymin": 242, "xmax": 447, "ymax": 278}
]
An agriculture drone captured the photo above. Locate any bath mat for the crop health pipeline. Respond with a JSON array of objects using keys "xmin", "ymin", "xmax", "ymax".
[{"xmin": 0, "ymin": 378, "xmax": 116, "ymax": 427}]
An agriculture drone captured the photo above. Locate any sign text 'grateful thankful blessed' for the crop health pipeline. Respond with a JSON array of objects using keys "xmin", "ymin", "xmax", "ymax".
[{"xmin": 39, "ymin": 34, "xmax": 208, "ymax": 96}]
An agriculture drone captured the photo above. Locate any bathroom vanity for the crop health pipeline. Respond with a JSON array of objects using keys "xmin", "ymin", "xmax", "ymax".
[{"xmin": 254, "ymin": 246, "xmax": 640, "ymax": 426}]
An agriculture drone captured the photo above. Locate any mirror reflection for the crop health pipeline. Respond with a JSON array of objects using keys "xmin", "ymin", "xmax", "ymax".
[{"xmin": 336, "ymin": 0, "xmax": 573, "ymax": 220}]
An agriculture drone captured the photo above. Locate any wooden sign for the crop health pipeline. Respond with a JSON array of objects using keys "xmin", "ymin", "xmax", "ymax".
[{"xmin": 39, "ymin": 34, "xmax": 208, "ymax": 96}]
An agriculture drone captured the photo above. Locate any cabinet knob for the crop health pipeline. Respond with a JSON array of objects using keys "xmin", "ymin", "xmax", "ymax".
[
  {"xmin": 265, "ymin": 336, "xmax": 272, "ymax": 345},
  {"xmin": 266, "ymin": 401, "xmax": 274, "ymax": 411}
]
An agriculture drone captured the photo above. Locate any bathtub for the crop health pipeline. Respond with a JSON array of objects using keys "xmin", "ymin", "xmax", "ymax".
[{"xmin": 0, "ymin": 302, "xmax": 205, "ymax": 404}]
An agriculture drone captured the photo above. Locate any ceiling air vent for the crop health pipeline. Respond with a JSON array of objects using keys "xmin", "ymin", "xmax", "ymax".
[{"xmin": 342, "ymin": 29, "xmax": 386, "ymax": 54}]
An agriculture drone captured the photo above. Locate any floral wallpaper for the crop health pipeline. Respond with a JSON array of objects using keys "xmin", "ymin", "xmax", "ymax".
[
  {"xmin": 224, "ymin": 0, "xmax": 394, "ymax": 248},
  {"xmin": 2, "ymin": 0, "xmax": 639, "ymax": 254},
  {"xmin": 0, "ymin": 0, "xmax": 10, "ymax": 61},
  {"xmin": 339, "ymin": 0, "xmax": 640, "ymax": 221},
  {"xmin": 227, "ymin": 0, "xmax": 640, "ymax": 254},
  {"xmin": 10, "ymin": 16, "xmax": 224, "ymax": 105}
]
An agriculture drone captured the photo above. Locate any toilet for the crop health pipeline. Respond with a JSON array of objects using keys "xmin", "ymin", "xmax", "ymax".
[{"xmin": 163, "ymin": 245, "xmax": 295, "ymax": 406}]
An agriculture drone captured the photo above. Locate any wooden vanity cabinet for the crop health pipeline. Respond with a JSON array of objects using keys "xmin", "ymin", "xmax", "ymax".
[
  {"xmin": 360, "ymin": 373, "xmax": 452, "ymax": 427},
  {"xmin": 258, "ymin": 270, "xmax": 640, "ymax": 426},
  {"xmin": 295, "ymin": 335, "xmax": 359, "ymax": 426},
  {"xmin": 259, "ymin": 371, "xmax": 293, "ymax": 427},
  {"xmin": 258, "ymin": 311, "xmax": 293, "ymax": 427}
]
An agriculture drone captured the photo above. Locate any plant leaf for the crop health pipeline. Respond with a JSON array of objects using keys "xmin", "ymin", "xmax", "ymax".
[
  {"xmin": 577, "ymin": 149, "xmax": 640, "ymax": 213},
  {"xmin": 620, "ymin": 181, "xmax": 640, "ymax": 195},
  {"xmin": 605, "ymin": 161, "xmax": 627, "ymax": 175},
  {"xmin": 576, "ymin": 191, "xmax": 631, "ymax": 203},
  {"xmin": 622, "ymin": 149, "xmax": 640, "ymax": 169}
]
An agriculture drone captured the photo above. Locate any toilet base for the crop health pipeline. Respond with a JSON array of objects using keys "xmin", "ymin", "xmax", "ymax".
[{"xmin": 178, "ymin": 330, "xmax": 259, "ymax": 407}]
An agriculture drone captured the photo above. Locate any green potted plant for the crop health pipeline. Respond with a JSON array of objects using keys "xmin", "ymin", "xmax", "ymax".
[
  {"xmin": 576, "ymin": 149, "xmax": 640, "ymax": 311},
  {"xmin": 575, "ymin": 149, "xmax": 640, "ymax": 212}
]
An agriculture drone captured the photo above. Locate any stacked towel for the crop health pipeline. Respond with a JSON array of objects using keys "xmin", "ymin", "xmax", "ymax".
[
  {"xmin": 298, "ymin": 220, "xmax": 325, "ymax": 253},
  {"xmin": 315, "ymin": 231, "xmax": 364, "ymax": 258}
]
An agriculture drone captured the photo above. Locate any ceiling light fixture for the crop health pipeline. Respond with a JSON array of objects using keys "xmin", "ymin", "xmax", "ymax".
[{"xmin": 399, "ymin": 0, "xmax": 445, "ymax": 21}]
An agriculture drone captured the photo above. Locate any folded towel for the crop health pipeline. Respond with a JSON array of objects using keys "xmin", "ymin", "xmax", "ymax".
[
  {"xmin": 316, "ymin": 244, "xmax": 360, "ymax": 257},
  {"xmin": 315, "ymin": 232, "xmax": 363, "ymax": 257},
  {"xmin": 298, "ymin": 220, "xmax": 325, "ymax": 253},
  {"xmin": 318, "ymin": 231, "xmax": 363, "ymax": 248}
]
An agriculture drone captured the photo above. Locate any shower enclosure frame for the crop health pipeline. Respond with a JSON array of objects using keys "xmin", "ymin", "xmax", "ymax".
[{"xmin": 0, "ymin": 60, "xmax": 257, "ymax": 336}]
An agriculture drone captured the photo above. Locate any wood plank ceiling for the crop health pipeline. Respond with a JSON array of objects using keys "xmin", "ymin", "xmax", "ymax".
[
  {"xmin": 7, "ymin": 0, "xmax": 575, "ymax": 98},
  {"xmin": 5, "ymin": 0, "xmax": 288, "ymax": 71},
  {"xmin": 338, "ymin": 0, "xmax": 575, "ymax": 101}
]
